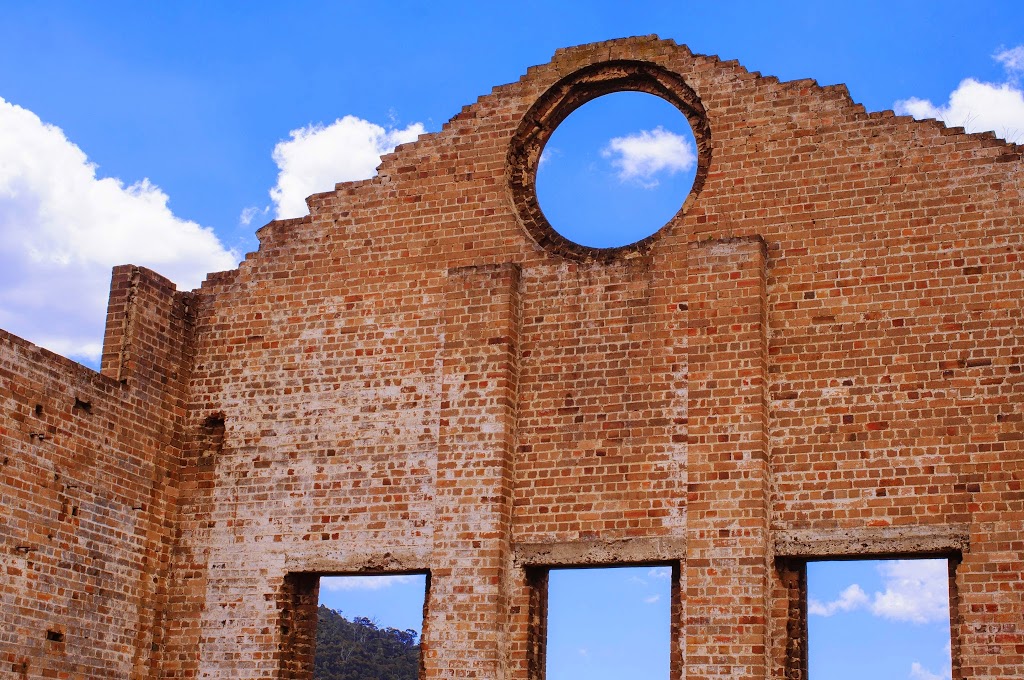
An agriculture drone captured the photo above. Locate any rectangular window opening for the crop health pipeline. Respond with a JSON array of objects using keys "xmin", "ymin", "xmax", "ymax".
[
  {"xmin": 804, "ymin": 557, "xmax": 957, "ymax": 680},
  {"xmin": 534, "ymin": 564, "xmax": 678, "ymax": 680},
  {"xmin": 314, "ymin": 572, "xmax": 429, "ymax": 680}
]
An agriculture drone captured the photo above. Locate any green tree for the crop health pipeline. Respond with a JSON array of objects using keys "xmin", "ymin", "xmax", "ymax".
[{"xmin": 314, "ymin": 606, "xmax": 420, "ymax": 680}]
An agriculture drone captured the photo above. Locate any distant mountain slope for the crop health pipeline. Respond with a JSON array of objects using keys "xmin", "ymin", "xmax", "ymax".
[{"xmin": 314, "ymin": 605, "xmax": 420, "ymax": 680}]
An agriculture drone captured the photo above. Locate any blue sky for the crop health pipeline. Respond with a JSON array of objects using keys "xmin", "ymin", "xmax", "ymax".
[
  {"xmin": 809, "ymin": 559, "xmax": 953, "ymax": 680},
  {"xmin": 0, "ymin": 3, "xmax": 1011, "ymax": 678},
  {"xmin": 319, "ymin": 574, "xmax": 428, "ymax": 636},
  {"xmin": 536, "ymin": 91, "xmax": 699, "ymax": 248},
  {"xmin": 546, "ymin": 567, "xmax": 672, "ymax": 680}
]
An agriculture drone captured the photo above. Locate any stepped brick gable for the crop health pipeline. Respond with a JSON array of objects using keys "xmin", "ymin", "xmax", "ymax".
[{"xmin": 2, "ymin": 36, "xmax": 1022, "ymax": 679}]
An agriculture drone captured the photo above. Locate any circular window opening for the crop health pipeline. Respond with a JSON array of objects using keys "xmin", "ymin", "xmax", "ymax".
[{"xmin": 535, "ymin": 91, "xmax": 699, "ymax": 249}]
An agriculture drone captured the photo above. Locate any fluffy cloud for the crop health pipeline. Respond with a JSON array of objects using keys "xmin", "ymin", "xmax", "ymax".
[
  {"xmin": 808, "ymin": 559, "xmax": 949, "ymax": 624},
  {"xmin": 320, "ymin": 574, "xmax": 419, "ymax": 592},
  {"xmin": 871, "ymin": 559, "xmax": 950, "ymax": 624},
  {"xmin": 895, "ymin": 45, "xmax": 1024, "ymax": 143},
  {"xmin": 808, "ymin": 583, "xmax": 869, "ymax": 617},
  {"xmin": 0, "ymin": 97, "xmax": 238, "ymax": 364},
  {"xmin": 270, "ymin": 115, "xmax": 424, "ymax": 219},
  {"xmin": 600, "ymin": 126, "xmax": 697, "ymax": 187}
]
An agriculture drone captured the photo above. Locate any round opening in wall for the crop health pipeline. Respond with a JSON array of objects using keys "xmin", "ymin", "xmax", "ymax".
[
  {"xmin": 535, "ymin": 91, "xmax": 699, "ymax": 250},
  {"xmin": 508, "ymin": 61, "xmax": 710, "ymax": 262}
]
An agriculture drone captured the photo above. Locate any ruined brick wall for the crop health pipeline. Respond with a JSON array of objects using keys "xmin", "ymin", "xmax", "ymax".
[
  {"xmin": 1, "ymin": 266, "xmax": 195, "ymax": 678},
  {"xmin": 2, "ymin": 36, "xmax": 1022, "ymax": 680}
]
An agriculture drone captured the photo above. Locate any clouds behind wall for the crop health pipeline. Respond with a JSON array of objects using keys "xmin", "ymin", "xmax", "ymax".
[
  {"xmin": 0, "ymin": 97, "xmax": 238, "ymax": 363},
  {"xmin": 896, "ymin": 46, "xmax": 1024, "ymax": 143},
  {"xmin": 600, "ymin": 126, "xmax": 697, "ymax": 188},
  {"xmin": 268, "ymin": 116, "xmax": 424, "ymax": 219},
  {"xmin": 0, "ymin": 103, "xmax": 423, "ymax": 366},
  {"xmin": 809, "ymin": 559, "xmax": 950, "ymax": 625}
]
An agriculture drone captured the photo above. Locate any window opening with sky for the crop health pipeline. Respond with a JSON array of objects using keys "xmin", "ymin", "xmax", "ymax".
[
  {"xmin": 314, "ymin": 573, "xmax": 428, "ymax": 680},
  {"xmin": 535, "ymin": 91, "xmax": 698, "ymax": 249},
  {"xmin": 544, "ymin": 565, "xmax": 673, "ymax": 680},
  {"xmin": 807, "ymin": 558, "xmax": 954, "ymax": 680}
]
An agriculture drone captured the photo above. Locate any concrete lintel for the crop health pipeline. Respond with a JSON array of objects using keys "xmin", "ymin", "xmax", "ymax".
[
  {"xmin": 513, "ymin": 536, "xmax": 687, "ymax": 568},
  {"xmin": 773, "ymin": 524, "xmax": 970, "ymax": 559},
  {"xmin": 284, "ymin": 546, "xmax": 432, "ymax": 575}
]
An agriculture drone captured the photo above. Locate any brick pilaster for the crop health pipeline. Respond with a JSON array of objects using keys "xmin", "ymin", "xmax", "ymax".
[
  {"xmin": 428, "ymin": 263, "xmax": 521, "ymax": 680},
  {"xmin": 685, "ymin": 237, "xmax": 770, "ymax": 680}
]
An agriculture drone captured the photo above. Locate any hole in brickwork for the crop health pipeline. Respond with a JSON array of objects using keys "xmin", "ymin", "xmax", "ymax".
[
  {"xmin": 536, "ymin": 92, "xmax": 698, "ymax": 249},
  {"xmin": 202, "ymin": 413, "xmax": 226, "ymax": 432},
  {"xmin": 45, "ymin": 629, "xmax": 64, "ymax": 642},
  {"xmin": 195, "ymin": 413, "xmax": 227, "ymax": 472},
  {"xmin": 807, "ymin": 558, "xmax": 954, "ymax": 680},
  {"xmin": 72, "ymin": 397, "xmax": 91, "ymax": 414},
  {"xmin": 34, "ymin": 404, "xmax": 43, "ymax": 417},
  {"xmin": 508, "ymin": 61, "xmax": 709, "ymax": 263},
  {"xmin": 315, "ymin": 573, "xmax": 428, "ymax": 679},
  {"xmin": 543, "ymin": 566, "xmax": 672, "ymax": 680}
]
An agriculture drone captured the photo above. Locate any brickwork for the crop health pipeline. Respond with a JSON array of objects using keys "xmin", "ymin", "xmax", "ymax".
[
  {"xmin": 1, "ymin": 266, "xmax": 194, "ymax": 678},
  {"xmin": 1, "ymin": 36, "xmax": 1022, "ymax": 679},
  {"xmin": 685, "ymin": 238, "xmax": 770, "ymax": 679}
]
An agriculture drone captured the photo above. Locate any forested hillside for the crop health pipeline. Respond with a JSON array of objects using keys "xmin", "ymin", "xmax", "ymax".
[{"xmin": 314, "ymin": 606, "xmax": 420, "ymax": 680}]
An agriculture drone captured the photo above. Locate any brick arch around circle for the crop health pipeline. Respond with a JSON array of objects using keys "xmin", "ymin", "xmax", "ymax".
[{"xmin": 507, "ymin": 58, "xmax": 712, "ymax": 262}]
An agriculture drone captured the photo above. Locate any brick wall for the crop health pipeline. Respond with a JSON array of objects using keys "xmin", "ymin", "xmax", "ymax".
[
  {"xmin": 2, "ymin": 36, "xmax": 1022, "ymax": 679},
  {"xmin": 1, "ymin": 266, "xmax": 194, "ymax": 678}
]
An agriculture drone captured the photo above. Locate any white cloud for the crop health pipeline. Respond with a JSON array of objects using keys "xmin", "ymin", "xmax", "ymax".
[
  {"xmin": 908, "ymin": 638, "xmax": 954, "ymax": 680},
  {"xmin": 600, "ymin": 126, "xmax": 697, "ymax": 187},
  {"xmin": 910, "ymin": 661, "xmax": 950, "ymax": 680},
  {"xmin": 319, "ymin": 574, "xmax": 418, "ymax": 591},
  {"xmin": 870, "ymin": 559, "xmax": 949, "ymax": 624},
  {"xmin": 0, "ymin": 97, "xmax": 238, "ymax": 364},
  {"xmin": 239, "ymin": 205, "xmax": 269, "ymax": 227},
  {"xmin": 643, "ymin": 594, "xmax": 661, "ymax": 604},
  {"xmin": 647, "ymin": 566, "xmax": 671, "ymax": 580},
  {"xmin": 808, "ymin": 583, "xmax": 869, "ymax": 617},
  {"xmin": 270, "ymin": 115, "xmax": 424, "ymax": 219},
  {"xmin": 808, "ymin": 560, "xmax": 949, "ymax": 624},
  {"xmin": 895, "ymin": 45, "xmax": 1024, "ymax": 143},
  {"xmin": 995, "ymin": 46, "xmax": 1024, "ymax": 75}
]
